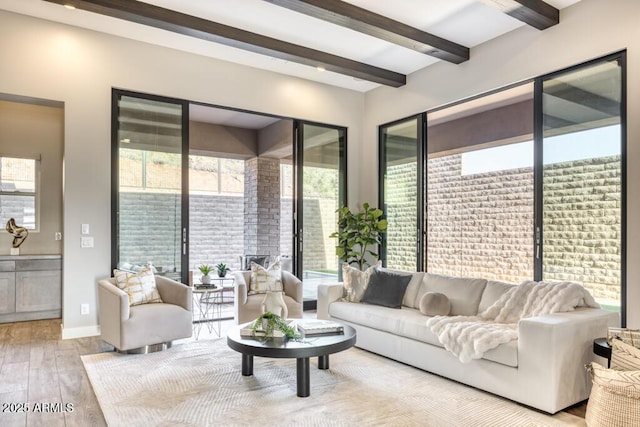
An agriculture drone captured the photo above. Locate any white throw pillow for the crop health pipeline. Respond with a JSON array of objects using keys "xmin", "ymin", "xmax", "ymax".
[
  {"xmin": 342, "ymin": 261, "xmax": 380, "ymax": 302},
  {"xmin": 249, "ymin": 259, "xmax": 283, "ymax": 294},
  {"xmin": 113, "ymin": 266, "xmax": 163, "ymax": 306}
]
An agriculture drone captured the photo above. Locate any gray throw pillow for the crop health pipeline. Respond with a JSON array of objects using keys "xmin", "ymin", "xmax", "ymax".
[
  {"xmin": 360, "ymin": 269, "xmax": 412, "ymax": 309},
  {"xmin": 419, "ymin": 292, "xmax": 451, "ymax": 316}
]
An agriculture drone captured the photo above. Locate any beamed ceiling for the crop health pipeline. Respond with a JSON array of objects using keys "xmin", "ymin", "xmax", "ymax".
[{"xmin": 0, "ymin": 0, "xmax": 581, "ymax": 91}]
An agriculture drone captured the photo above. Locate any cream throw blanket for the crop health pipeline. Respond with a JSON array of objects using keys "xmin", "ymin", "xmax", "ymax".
[{"xmin": 426, "ymin": 281, "xmax": 600, "ymax": 363}]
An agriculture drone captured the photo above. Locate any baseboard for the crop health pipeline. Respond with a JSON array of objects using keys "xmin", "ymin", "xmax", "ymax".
[{"xmin": 61, "ymin": 324, "xmax": 101, "ymax": 340}]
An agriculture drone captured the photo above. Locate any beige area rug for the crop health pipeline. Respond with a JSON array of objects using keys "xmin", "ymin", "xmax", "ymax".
[{"xmin": 82, "ymin": 339, "xmax": 585, "ymax": 427}]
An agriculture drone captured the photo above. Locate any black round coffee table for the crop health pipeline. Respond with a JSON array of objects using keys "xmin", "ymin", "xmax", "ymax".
[{"xmin": 227, "ymin": 322, "xmax": 356, "ymax": 397}]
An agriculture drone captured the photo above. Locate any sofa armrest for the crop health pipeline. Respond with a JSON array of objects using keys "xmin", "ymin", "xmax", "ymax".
[
  {"xmin": 155, "ymin": 276, "xmax": 192, "ymax": 312},
  {"xmin": 317, "ymin": 283, "xmax": 345, "ymax": 320},
  {"xmin": 98, "ymin": 279, "xmax": 129, "ymax": 322},
  {"xmin": 282, "ymin": 271, "xmax": 303, "ymax": 303},
  {"xmin": 517, "ymin": 307, "xmax": 619, "ymax": 412}
]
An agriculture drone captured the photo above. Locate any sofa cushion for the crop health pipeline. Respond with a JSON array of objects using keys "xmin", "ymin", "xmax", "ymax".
[
  {"xmin": 478, "ymin": 280, "xmax": 516, "ymax": 314},
  {"xmin": 419, "ymin": 292, "xmax": 451, "ymax": 316},
  {"xmin": 361, "ymin": 269, "xmax": 412, "ymax": 309},
  {"xmin": 416, "ymin": 273, "xmax": 487, "ymax": 316},
  {"xmin": 342, "ymin": 262, "xmax": 380, "ymax": 302},
  {"xmin": 328, "ymin": 301, "xmax": 517, "ymax": 367}
]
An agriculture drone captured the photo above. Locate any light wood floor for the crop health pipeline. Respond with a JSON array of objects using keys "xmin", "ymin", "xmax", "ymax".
[{"xmin": 0, "ymin": 315, "xmax": 586, "ymax": 427}]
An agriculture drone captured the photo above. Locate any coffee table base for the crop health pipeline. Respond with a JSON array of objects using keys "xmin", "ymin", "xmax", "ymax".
[{"xmin": 240, "ymin": 354, "xmax": 330, "ymax": 397}]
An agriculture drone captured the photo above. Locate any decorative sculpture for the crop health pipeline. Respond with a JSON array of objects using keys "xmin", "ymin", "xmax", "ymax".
[{"xmin": 5, "ymin": 218, "xmax": 28, "ymax": 248}]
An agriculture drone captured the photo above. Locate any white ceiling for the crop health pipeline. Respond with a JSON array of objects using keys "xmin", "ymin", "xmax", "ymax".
[{"xmin": 0, "ymin": 0, "xmax": 582, "ymax": 92}]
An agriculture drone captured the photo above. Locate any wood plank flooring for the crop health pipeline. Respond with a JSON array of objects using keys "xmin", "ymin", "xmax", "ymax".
[{"xmin": 0, "ymin": 316, "xmax": 586, "ymax": 427}]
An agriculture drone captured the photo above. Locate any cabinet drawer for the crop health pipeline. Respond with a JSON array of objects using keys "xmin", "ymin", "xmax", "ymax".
[
  {"xmin": 15, "ymin": 259, "xmax": 62, "ymax": 271},
  {"xmin": 0, "ymin": 261, "xmax": 16, "ymax": 272}
]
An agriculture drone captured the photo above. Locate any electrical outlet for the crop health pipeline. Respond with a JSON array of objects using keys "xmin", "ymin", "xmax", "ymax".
[
  {"xmin": 55, "ymin": 232, "xmax": 62, "ymax": 241},
  {"xmin": 81, "ymin": 304, "xmax": 90, "ymax": 315}
]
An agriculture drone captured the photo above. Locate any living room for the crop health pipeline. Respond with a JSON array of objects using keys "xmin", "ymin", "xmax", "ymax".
[{"xmin": 0, "ymin": 0, "xmax": 639, "ymax": 425}]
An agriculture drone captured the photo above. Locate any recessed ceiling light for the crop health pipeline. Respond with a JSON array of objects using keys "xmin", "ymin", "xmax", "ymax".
[
  {"xmin": 64, "ymin": 4, "xmax": 76, "ymax": 10},
  {"xmin": 120, "ymin": 138, "xmax": 131, "ymax": 144},
  {"xmin": 316, "ymin": 66, "xmax": 326, "ymax": 72}
]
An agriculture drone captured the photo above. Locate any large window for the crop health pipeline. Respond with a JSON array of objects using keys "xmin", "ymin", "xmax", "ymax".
[
  {"xmin": 0, "ymin": 156, "xmax": 39, "ymax": 230},
  {"xmin": 379, "ymin": 115, "xmax": 423, "ymax": 271},
  {"xmin": 381, "ymin": 53, "xmax": 625, "ymax": 320}
]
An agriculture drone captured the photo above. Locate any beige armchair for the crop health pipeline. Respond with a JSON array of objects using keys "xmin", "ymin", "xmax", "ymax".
[
  {"xmin": 233, "ymin": 270, "xmax": 303, "ymax": 324},
  {"xmin": 98, "ymin": 275, "xmax": 193, "ymax": 353}
]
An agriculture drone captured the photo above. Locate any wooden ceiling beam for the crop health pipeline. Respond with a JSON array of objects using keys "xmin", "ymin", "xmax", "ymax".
[
  {"xmin": 44, "ymin": 0, "xmax": 406, "ymax": 87},
  {"xmin": 264, "ymin": 0, "xmax": 469, "ymax": 64},
  {"xmin": 480, "ymin": 0, "xmax": 559, "ymax": 30}
]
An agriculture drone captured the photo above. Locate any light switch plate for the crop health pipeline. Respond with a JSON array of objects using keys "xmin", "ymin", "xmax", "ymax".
[
  {"xmin": 81, "ymin": 224, "xmax": 90, "ymax": 235},
  {"xmin": 81, "ymin": 236, "xmax": 94, "ymax": 248}
]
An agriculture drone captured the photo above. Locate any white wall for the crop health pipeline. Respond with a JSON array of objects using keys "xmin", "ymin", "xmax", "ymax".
[
  {"xmin": 363, "ymin": 0, "xmax": 640, "ymax": 327},
  {"xmin": 0, "ymin": 10, "xmax": 364, "ymax": 338}
]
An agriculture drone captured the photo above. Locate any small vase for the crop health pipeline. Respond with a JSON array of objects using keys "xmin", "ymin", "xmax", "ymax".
[
  {"xmin": 218, "ymin": 270, "xmax": 226, "ymax": 278},
  {"xmin": 202, "ymin": 274, "xmax": 211, "ymax": 285},
  {"xmin": 261, "ymin": 290, "xmax": 288, "ymax": 319}
]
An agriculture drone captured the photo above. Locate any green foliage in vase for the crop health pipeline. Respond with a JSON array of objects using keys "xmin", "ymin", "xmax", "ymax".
[
  {"xmin": 251, "ymin": 312, "xmax": 301, "ymax": 341},
  {"xmin": 329, "ymin": 202, "xmax": 388, "ymax": 270},
  {"xmin": 198, "ymin": 264, "xmax": 213, "ymax": 276}
]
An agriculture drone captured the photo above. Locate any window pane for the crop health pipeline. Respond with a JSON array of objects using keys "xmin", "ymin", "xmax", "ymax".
[
  {"xmin": 426, "ymin": 83, "xmax": 534, "ymax": 283},
  {"xmin": 381, "ymin": 117, "xmax": 419, "ymax": 271},
  {"xmin": 1, "ymin": 157, "xmax": 35, "ymax": 192},
  {"xmin": 117, "ymin": 95, "xmax": 183, "ymax": 280},
  {"xmin": 427, "ymin": 144, "xmax": 534, "ymax": 282},
  {"xmin": 0, "ymin": 195, "xmax": 36, "ymax": 229},
  {"xmin": 542, "ymin": 59, "xmax": 622, "ymax": 312}
]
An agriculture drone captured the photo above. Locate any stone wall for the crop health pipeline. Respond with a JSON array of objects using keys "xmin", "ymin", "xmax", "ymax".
[
  {"xmin": 542, "ymin": 155, "xmax": 622, "ymax": 303},
  {"xmin": 386, "ymin": 153, "xmax": 622, "ymax": 304},
  {"xmin": 302, "ymin": 197, "xmax": 339, "ymax": 272},
  {"xmin": 427, "ymin": 154, "xmax": 535, "ymax": 284},
  {"xmin": 385, "ymin": 161, "xmax": 418, "ymax": 271}
]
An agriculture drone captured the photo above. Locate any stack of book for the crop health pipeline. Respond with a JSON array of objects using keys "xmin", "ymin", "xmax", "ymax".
[{"xmin": 296, "ymin": 319, "xmax": 344, "ymax": 336}]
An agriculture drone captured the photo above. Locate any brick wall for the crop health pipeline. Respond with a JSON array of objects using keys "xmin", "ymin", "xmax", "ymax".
[{"xmin": 118, "ymin": 192, "xmax": 245, "ymax": 272}]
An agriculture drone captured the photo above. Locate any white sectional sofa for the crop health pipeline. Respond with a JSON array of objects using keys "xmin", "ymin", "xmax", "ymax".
[{"xmin": 317, "ymin": 271, "xmax": 618, "ymax": 414}]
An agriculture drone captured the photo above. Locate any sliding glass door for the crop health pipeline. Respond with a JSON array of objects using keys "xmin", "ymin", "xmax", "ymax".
[
  {"xmin": 112, "ymin": 91, "xmax": 188, "ymax": 283},
  {"xmin": 295, "ymin": 122, "xmax": 346, "ymax": 305},
  {"xmin": 379, "ymin": 115, "xmax": 424, "ymax": 271},
  {"xmin": 380, "ymin": 53, "xmax": 625, "ymax": 321},
  {"xmin": 539, "ymin": 56, "xmax": 624, "ymax": 315}
]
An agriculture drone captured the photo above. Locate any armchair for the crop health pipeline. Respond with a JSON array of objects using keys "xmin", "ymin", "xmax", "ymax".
[
  {"xmin": 98, "ymin": 275, "xmax": 193, "ymax": 353},
  {"xmin": 233, "ymin": 270, "xmax": 303, "ymax": 324}
]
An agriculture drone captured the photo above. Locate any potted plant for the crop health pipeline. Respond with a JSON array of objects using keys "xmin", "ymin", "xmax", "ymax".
[
  {"xmin": 329, "ymin": 202, "xmax": 388, "ymax": 270},
  {"xmin": 198, "ymin": 264, "xmax": 213, "ymax": 285},
  {"xmin": 250, "ymin": 312, "xmax": 300, "ymax": 341},
  {"xmin": 216, "ymin": 262, "xmax": 230, "ymax": 278}
]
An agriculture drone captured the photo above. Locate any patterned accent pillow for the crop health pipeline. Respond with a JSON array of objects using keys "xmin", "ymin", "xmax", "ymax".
[
  {"xmin": 113, "ymin": 266, "xmax": 163, "ymax": 306},
  {"xmin": 249, "ymin": 259, "xmax": 283, "ymax": 294},
  {"xmin": 611, "ymin": 339, "xmax": 640, "ymax": 370},
  {"xmin": 342, "ymin": 261, "xmax": 381, "ymax": 302}
]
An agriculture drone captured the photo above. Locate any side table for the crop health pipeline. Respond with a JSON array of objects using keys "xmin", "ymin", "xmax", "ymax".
[
  {"xmin": 192, "ymin": 286, "xmax": 224, "ymax": 339},
  {"xmin": 593, "ymin": 337, "xmax": 611, "ymax": 368}
]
